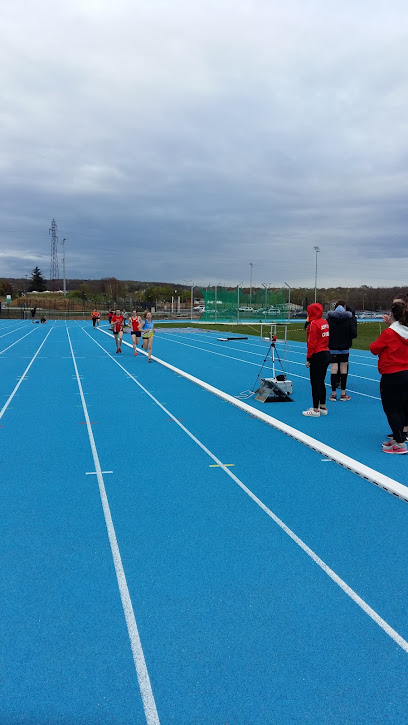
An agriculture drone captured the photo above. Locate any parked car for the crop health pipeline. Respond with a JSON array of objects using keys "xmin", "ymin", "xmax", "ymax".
[
  {"xmin": 292, "ymin": 311, "xmax": 308, "ymax": 318},
  {"xmin": 256, "ymin": 307, "xmax": 281, "ymax": 314},
  {"xmin": 238, "ymin": 306, "xmax": 254, "ymax": 312}
]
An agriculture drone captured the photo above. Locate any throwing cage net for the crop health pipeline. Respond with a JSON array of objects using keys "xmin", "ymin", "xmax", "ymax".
[{"xmin": 200, "ymin": 287, "xmax": 287, "ymax": 322}]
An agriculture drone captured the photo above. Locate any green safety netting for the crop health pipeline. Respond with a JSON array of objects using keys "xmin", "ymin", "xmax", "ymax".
[{"xmin": 200, "ymin": 287, "xmax": 287, "ymax": 321}]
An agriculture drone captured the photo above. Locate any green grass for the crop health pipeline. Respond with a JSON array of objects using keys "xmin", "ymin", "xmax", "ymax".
[{"xmin": 155, "ymin": 320, "xmax": 385, "ymax": 351}]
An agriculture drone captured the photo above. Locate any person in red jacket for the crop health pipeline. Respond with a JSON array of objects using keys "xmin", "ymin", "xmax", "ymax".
[
  {"xmin": 303, "ymin": 302, "xmax": 330, "ymax": 417},
  {"xmin": 110, "ymin": 309, "xmax": 124, "ymax": 353},
  {"xmin": 370, "ymin": 300, "xmax": 408, "ymax": 454}
]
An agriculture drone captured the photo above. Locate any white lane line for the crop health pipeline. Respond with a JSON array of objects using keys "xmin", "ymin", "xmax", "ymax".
[
  {"xmin": 160, "ymin": 332, "xmax": 381, "ymax": 383},
  {"xmin": 67, "ymin": 330, "xmax": 160, "ymax": 725},
  {"xmin": 85, "ymin": 328, "xmax": 408, "ymax": 656},
  {"xmin": 0, "ymin": 329, "xmax": 53, "ymax": 421},
  {"xmin": 0, "ymin": 326, "xmax": 26, "ymax": 339},
  {"xmin": 149, "ymin": 333, "xmax": 381, "ymax": 400},
  {"xmin": 161, "ymin": 329, "xmax": 381, "ymax": 368},
  {"xmin": 0, "ymin": 328, "xmax": 38, "ymax": 354},
  {"xmin": 96, "ymin": 328, "xmax": 404, "ymax": 499},
  {"xmin": 85, "ymin": 471, "xmax": 113, "ymax": 475}
]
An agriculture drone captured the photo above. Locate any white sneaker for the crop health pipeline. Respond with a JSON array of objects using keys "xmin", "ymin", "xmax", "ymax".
[
  {"xmin": 302, "ymin": 408, "xmax": 320, "ymax": 417},
  {"xmin": 319, "ymin": 407, "xmax": 328, "ymax": 415}
]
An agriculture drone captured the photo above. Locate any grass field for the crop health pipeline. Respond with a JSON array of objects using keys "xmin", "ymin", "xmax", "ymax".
[{"xmin": 155, "ymin": 320, "xmax": 385, "ymax": 351}]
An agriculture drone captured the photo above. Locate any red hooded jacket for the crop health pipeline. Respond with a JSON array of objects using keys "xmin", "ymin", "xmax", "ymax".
[
  {"xmin": 306, "ymin": 303, "xmax": 330, "ymax": 359},
  {"xmin": 370, "ymin": 322, "xmax": 408, "ymax": 374}
]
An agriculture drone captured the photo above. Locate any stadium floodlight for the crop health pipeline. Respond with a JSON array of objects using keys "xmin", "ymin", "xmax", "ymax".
[
  {"xmin": 314, "ymin": 246, "xmax": 320, "ymax": 302},
  {"xmin": 285, "ymin": 282, "xmax": 291, "ymax": 319},
  {"xmin": 184, "ymin": 279, "xmax": 194, "ymax": 321}
]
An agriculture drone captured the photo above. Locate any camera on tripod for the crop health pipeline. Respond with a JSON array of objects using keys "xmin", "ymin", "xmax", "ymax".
[{"xmin": 254, "ymin": 335, "xmax": 293, "ymax": 402}]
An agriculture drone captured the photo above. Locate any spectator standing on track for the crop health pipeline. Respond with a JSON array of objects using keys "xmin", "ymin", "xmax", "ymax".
[
  {"xmin": 370, "ymin": 300, "xmax": 408, "ymax": 454},
  {"xmin": 140, "ymin": 310, "xmax": 155, "ymax": 362},
  {"xmin": 129, "ymin": 310, "xmax": 142, "ymax": 356},
  {"xmin": 31, "ymin": 307, "xmax": 37, "ymax": 323},
  {"xmin": 327, "ymin": 301, "xmax": 357, "ymax": 401},
  {"xmin": 111, "ymin": 308, "xmax": 124, "ymax": 353},
  {"xmin": 91, "ymin": 309, "xmax": 100, "ymax": 328},
  {"xmin": 382, "ymin": 293, "xmax": 408, "ymax": 440},
  {"xmin": 302, "ymin": 302, "xmax": 330, "ymax": 417}
]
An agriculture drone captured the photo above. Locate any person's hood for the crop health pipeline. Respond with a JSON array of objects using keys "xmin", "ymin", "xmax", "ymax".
[
  {"xmin": 327, "ymin": 308, "xmax": 352, "ymax": 320},
  {"xmin": 307, "ymin": 303, "xmax": 324, "ymax": 320},
  {"xmin": 390, "ymin": 321, "xmax": 408, "ymax": 342}
]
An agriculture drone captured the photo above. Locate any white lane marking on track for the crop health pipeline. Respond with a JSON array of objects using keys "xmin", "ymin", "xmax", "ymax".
[
  {"xmin": 0, "ymin": 329, "xmax": 53, "ymax": 421},
  {"xmin": 172, "ymin": 331, "xmax": 381, "ymax": 370},
  {"xmin": 86, "ymin": 471, "xmax": 113, "ymax": 475},
  {"xmin": 160, "ymin": 332, "xmax": 381, "ymax": 384},
  {"xmin": 67, "ymin": 330, "xmax": 160, "ymax": 725},
  {"xmin": 0, "ymin": 328, "xmax": 38, "ymax": 355},
  {"xmin": 152, "ymin": 334, "xmax": 381, "ymax": 400},
  {"xmin": 0, "ymin": 326, "xmax": 27, "ymax": 339},
  {"xmin": 97, "ymin": 329, "xmax": 401, "ymax": 496},
  {"xmin": 86, "ymin": 328, "xmax": 408, "ymax": 656}
]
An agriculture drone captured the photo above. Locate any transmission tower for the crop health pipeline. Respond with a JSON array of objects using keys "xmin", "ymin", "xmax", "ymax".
[{"xmin": 49, "ymin": 219, "xmax": 59, "ymax": 290}]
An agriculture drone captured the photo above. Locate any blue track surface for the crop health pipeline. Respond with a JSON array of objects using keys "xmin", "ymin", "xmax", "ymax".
[{"xmin": 1, "ymin": 320, "xmax": 408, "ymax": 724}]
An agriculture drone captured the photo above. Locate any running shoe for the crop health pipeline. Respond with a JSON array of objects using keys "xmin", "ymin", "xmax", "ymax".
[
  {"xmin": 329, "ymin": 393, "xmax": 337, "ymax": 401},
  {"xmin": 382, "ymin": 438, "xmax": 396, "ymax": 449},
  {"xmin": 383, "ymin": 442, "xmax": 407, "ymax": 454},
  {"xmin": 319, "ymin": 407, "xmax": 328, "ymax": 415},
  {"xmin": 302, "ymin": 408, "xmax": 320, "ymax": 417},
  {"xmin": 116, "ymin": 348, "xmax": 120, "ymax": 354},
  {"xmin": 340, "ymin": 395, "xmax": 351, "ymax": 401},
  {"xmin": 148, "ymin": 358, "xmax": 152, "ymax": 363},
  {"xmin": 134, "ymin": 351, "xmax": 138, "ymax": 356}
]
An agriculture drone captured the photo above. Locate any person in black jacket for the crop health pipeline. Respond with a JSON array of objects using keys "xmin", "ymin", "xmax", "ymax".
[{"xmin": 327, "ymin": 300, "xmax": 357, "ymax": 401}]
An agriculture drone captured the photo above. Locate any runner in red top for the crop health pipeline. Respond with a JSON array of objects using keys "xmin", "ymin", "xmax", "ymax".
[
  {"xmin": 110, "ymin": 309, "xmax": 124, "ymax": 353},
  {"xmin": 129, "ymin": 310, "xmax": 142, "ymax": 356},
  {"xmin": 91, "ymin": 309, "xmax": 100, "ymax": 328}
]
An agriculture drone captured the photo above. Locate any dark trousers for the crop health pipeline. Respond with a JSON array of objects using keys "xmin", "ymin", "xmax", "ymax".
[
  {"xmin": 92, "ymin": 318, "xmax": 97, "ymax": 327},
  {"xmin": 380, "ymin": 370, "xmax": 408, "ymax": 443},
  {"xmin": 309, "ymin": 351, "xmax": 330, "ymax": 408}
]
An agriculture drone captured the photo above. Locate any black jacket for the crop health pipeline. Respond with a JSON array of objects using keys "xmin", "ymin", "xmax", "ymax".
[{"xmin": 327, "ymin": 308, "xmax": 357, "ymax": 351}]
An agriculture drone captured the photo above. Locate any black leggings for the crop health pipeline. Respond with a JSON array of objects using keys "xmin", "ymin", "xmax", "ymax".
[
  {"xmin": 309, "ymin": 351, "xmax": 330, "ymax": 408},
  {"xmin": 380, "ymin": 370, "xmax": 408, "ymax": 443}
]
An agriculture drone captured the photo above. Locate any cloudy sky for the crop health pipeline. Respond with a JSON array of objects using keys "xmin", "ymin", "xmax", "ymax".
[{"xmin": 1, "ymin": 0, "xmax": 408, "ymax": 289}]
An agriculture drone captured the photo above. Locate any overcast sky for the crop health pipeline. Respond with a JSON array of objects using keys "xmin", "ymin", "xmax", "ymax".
[{"xmin": 1, "ymin": 0, "xmax": 407, "ymax": 289}]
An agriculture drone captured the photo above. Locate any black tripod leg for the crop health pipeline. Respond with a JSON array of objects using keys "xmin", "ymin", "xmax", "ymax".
[{"xmin": 252, "ymin": 342, "xmax": 273, "ymax": 391}]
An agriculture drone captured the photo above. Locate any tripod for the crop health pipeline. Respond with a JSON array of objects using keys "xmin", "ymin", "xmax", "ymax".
[{"xmin": 253, "ymin": 337, "xmax": 285, "ymax": 390}]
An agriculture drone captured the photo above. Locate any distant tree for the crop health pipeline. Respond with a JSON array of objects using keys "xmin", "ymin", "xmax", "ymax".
[
  {"xmin": 28, "ymin": 267, "xmax": 47, "ymax": 292},
  {"xmin": 0, "ymin": 280, "xmax": 13, "ymax": 296}
]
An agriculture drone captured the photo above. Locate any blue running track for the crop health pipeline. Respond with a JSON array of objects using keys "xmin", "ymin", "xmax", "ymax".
[{"xmin": 1, "ymin": 320, "xmax": 408, "ymax": 724}]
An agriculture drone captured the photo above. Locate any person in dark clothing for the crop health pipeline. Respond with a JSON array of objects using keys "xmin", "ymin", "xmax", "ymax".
[
  {"xmin": 327, "ymin": 300, "xmax": 357, "ymax": 401},
  {"xmin": 31, "ymin": 307, "xmax": 37, "ymax": 322}
]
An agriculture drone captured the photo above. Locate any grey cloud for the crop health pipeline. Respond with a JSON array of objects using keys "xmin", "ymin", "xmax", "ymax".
[{"xmin": 1, "ymin": 0, "xmax": 408, "ymax": 287}]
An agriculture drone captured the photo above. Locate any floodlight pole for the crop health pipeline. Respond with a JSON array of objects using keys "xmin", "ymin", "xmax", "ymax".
[
  {"xmin": 237, "ymin": 281, "xmax": 243, "ymax": 324},
  {"xmin": 262, "ymin": 283, "xmax": 271, "ymax": 321},
  {"xmin": 184, "ymin": 279, "xmax": 194, "ymax": 321},
  {"xmin": 285, "ymin": 282, "xmax": 291, "ymax": 319},
  {"xmin": 61, "ymin": 238, "xmax": 67, "ymax": 296},
  {"xmin": 314, "ymin": 246, "xmax": 320, "ymax": 302},
  {"xmin": 249, "ymin": 262, "xmax": 253, "ymax": 304}
]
